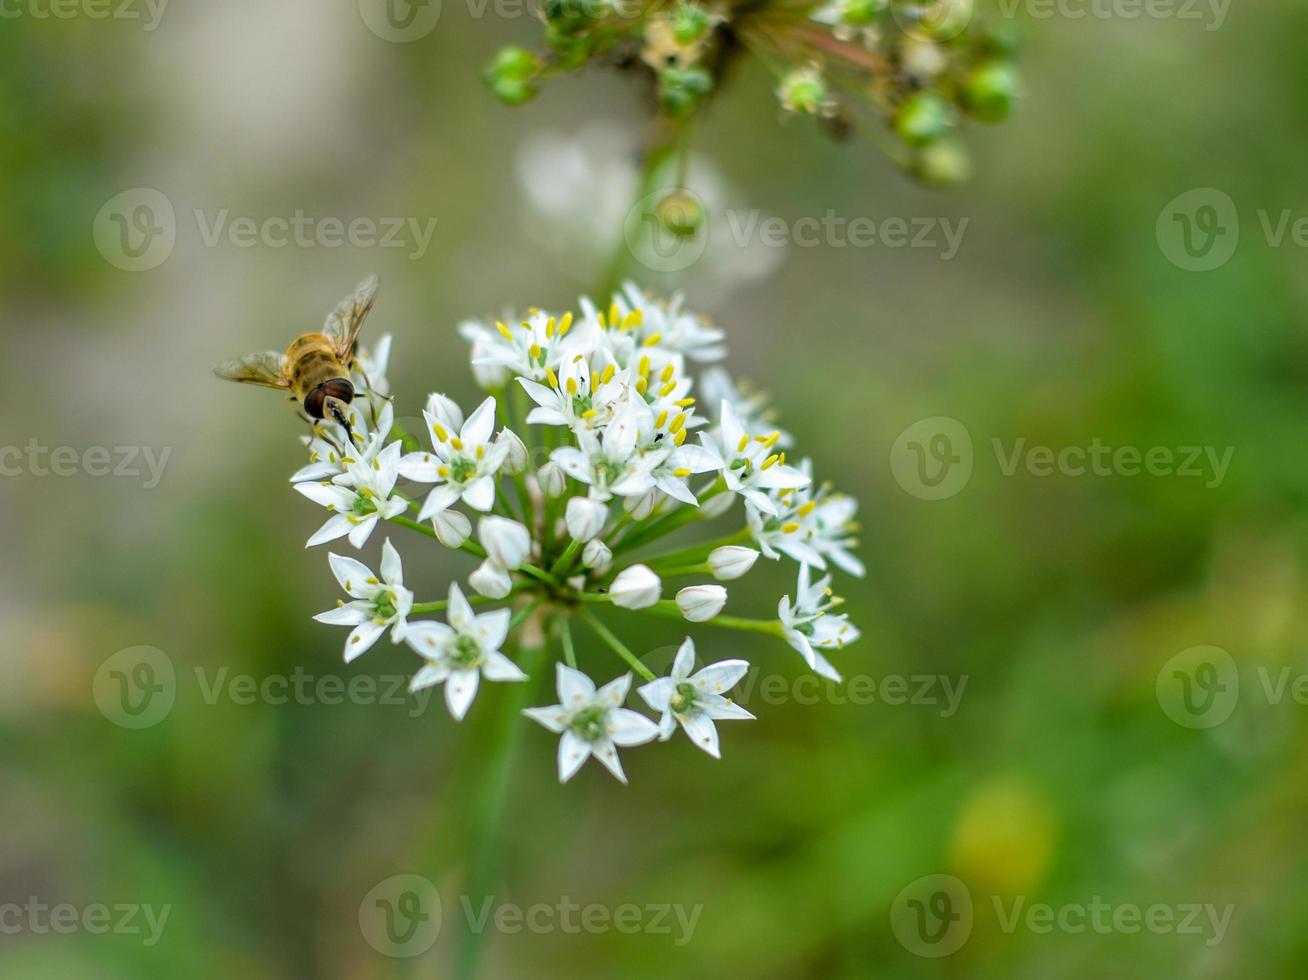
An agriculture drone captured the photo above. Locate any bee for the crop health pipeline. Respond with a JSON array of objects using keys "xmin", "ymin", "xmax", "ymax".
[{"xmin": 214, "ymin": 275, "xmax": 380, "ymax": 443}]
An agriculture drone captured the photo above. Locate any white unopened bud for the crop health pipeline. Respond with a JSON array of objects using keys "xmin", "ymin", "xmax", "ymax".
[
  {"xmin": 708, "ymin": 546, "xmax": 759, "ymax": 581},
  {"xmin": 538, "ymin": 461, "xmax": 566, "ymax": 498},
  {"xmin": 566, "ymin": 496, "xmax": 608, "ymax": 542},
  {"xmin": 623, "ymin": 489, "xmax": 658, "ymax": 521},
  {"xmin": 469, "ymin": 559, "xmax": 512, "ymax": 599},
  {"xmin": 467, "ymin": 333, "xmax": 510, "ymax": 390},
  {"xmin": 609, "ymin": 564, "xmax": 662, "ymax": 610},
  {"xmin": 432, "ymin": 509, "xmax": 472, "ymax": 549},
  {"xmin": 582, "ymin": 538, "xmax": 611, "ymax": 570},
  {"xmin": 479, "ymin": 515, "xmax": 531, "ymax": 570},
  {"xmin": 496, "ymin": 428, "xmax": 528, "ymax": 474},
  {"xmin": 676, "ymin": 584, "xmax": 727, "ymax": 622}
]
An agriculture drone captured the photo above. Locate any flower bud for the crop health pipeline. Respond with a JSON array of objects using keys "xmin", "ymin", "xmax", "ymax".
[
  {"xmin": 655, "ymin": 191, "xmax": 705, "ymax": 239},
  {"xmin": 676, "ymin": 584, "xmax": 727, "ymax": 622},
  {"xmin": 469, "ymin": 559, "xmax": 512, "ymax": 599},
  {"xmin": 963, "ymin": 61, "xmax": 1018, "ymax": 123},
  {"xmin": 497, "ymin": 428, "xmax": 529, "ymax": 474},
  {"xmin": 914, "ymin": 139, "xmax": 972, "ymax": 187},
  {"xmin": 623, "ymin": 488, "xmax": 658, "ymax": 521},
  {"xmin": 565, "ymin": 496, "xmax": 608, "ymax": 542},
  {"xmin": 673, "ymin": 2, "xmax": 710, "ymax": 44},
  {"xmin": 538, "ymin": 461, "xmax": 567, "ymax": 498},
  {"xmin": 610, "ymin": 564, "xmax": 662, "ymax": 610},
  {"xmin": 582, "ymin": 538, "xmax": 612, "ymax": 570},
  {"xmin": 479, "ymin": 516, "xmax": 531, "ymax": 570},
  {"xmin": 432, "ymin": 509, "xmax": 472, "ymax": 549},
  {"xmin": 708, "ymin": 546, "xmax": 759, "ymax": 581},
  {"xmin": 777, "ymin": 66, "xmax": 828, "ymax": 116},
  {"xmin": 895, "ymin": 92, "xmax": 952, "ymax": 147},
  {"xmin": 484, "ymin": 46, "xmax": 539, "ymax": 106},
  {"xmin": 659, "ymin": 66, "xmax": 712, "ymax": 118}
]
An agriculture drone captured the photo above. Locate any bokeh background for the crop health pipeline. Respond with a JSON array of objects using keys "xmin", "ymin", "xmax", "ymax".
[{"xmin": 4, "ymin": 0, "xmax": 1308, "ymax": 976}]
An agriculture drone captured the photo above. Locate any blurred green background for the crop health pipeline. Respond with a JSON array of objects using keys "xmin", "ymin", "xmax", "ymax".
[{"xmin": 4, "ymin": 0, "xmax": 1308, "ymax": 976}]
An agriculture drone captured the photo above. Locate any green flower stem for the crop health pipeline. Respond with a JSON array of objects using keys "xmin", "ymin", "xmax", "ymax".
[
  {"xmin": 650, "ymin": 562, "xmax": 711, "ymax": 578},
  {"xmin": 580, "ymin": 593, "xmax": 784, "ymax": 637},
  {"xmin": 456, "ymin": 636, "xmax": 549, "ymax": 980},
  {"xmin": 548, "ymin": 538, "xmax": 583, "ymax": 578},
  {"xmin": 510, "ymin": 597, "xmax": 544, "ymax": 631},
  {"xmin": 581, "ymin": 610, "xmax": 657, "ymax": 681},
  {"xmin": 612, "ymin": 479, "xmax": 727, "ymax": 555},
  {"xmin": 559, "ymin": 615, "xmax": 577, "ymax": 668},
  {"xmin": 517, "ymin": 562, "xmax": 561, "ymax": 590},
  {"xmin": 599, "ymin": 118, "xmax": 686, "ymax": 297},
  {"xmin": 411, "ymin": 595, "xmax": 501, "ymax": 613},
  {"xmin": 642, "ymin": 528, "xmax": 753, "ymax": 569},
  {"xmin": 392, "ymin": 509, "xmax": 488, "ymax": 560}
]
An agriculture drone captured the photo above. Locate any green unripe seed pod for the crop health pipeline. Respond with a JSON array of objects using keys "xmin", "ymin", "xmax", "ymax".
[
  {"xmin": 895, "ymin": 92, "xmax": 952, "ymax": 146},
  {"xmin": 963, "ymin": 61, "xmax": 1018, "ymax": 123},
  {"xmin": 841, "ymin": 0, "xmax": 886, "ymax": 26},
  {"xmin": 483, "ymin": 47, "xmax": 539, "ymax": 105},
  {"xmin": 777, "ymin": 67, "xmax": 828, "ymax": 115},
  {"xmin": 655, "ymin": 191, "xmax": 706, "ymax": 237},
  {"xmin": 914, "ymin": 139, "xmax": 972, "ymax": 186},
  {"xmin": 673, "ymin": 2, "xmax": 711, "ymax": 44}
]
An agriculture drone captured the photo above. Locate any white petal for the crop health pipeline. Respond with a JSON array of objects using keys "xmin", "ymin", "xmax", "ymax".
[
  {"xmin": 558, "ymin": 731, "xmax": 592, "ymax": 782},
  {"xmin": 589, "ymin": 737, "xmax": 628, "ymax": 783},
  {"xmin": 296, "ymin": 482, "xmax": 354, "ymax": 509},
  {"xmin": 556, "ymin": 663, "xmax": 596, "ymax": 706},
  {"xmin": 328, "ymin": 553, "xmax": 376, "ymax": 598},
  {"xmin": 704, "ymin": 700, "xmax": 755, "ymax": 722},
  {"xmin": 410, "ymin": 663, "xmax": 451, "ymax": 692},
  {"xmin": 343, "ymin": 621, "xmax": 386, "ymax": 663},
  {"xmin": 313, "ymin": 602, "xmax": 369, "ymax": 626},
  {"xmin": 397, "ymin": 452, "xmax": 444, "ymax": 483},
  {"xmin": 380, "ymin": 539, "xmax": 403, "ymax": 586},
  {"xmin": 523, "ymin": 704, "xmax": 569, "ymax": 733},
  {"xmin": 416, "ymin": 484, "xmax": 461, "ymax": 521},
  {"xmin": 596, "ymin": 673, "xmax": 632, "ymax": 708},
  {"xmin": 306, "ymin": 514, "xmax": 354, "ymax": 548},
  {"xmin": 680, "ymin": 713, "xmax": 721, "ymax": 758},
  {"xmin": 462, "ymin": 396, "xmax": 497, "ymax": 447},
  {"xmin": 475, "ymin": 607, "xmax": 512, "ymax": 652},
  {"xmin": 447, "ymin": 582, "xmax": 475, "ymax": 631},
  {"xmin": 638, "ymin": 677, "xmax": 675, "ymax": 713},
  {"xmin": 607, "ymin": 708, "xmax": 660, "ymax": 747},
  {"xmin": 445, "ymin": 670, "xmax": 481, "ymax": 720},
  {"xmin": 346, "ymin": 516, "xmax": 378, "ymax": 549},
  {"xmin": 481, "ymin": 650, "xmax": 526, "ymax": 682},
  {"xmin": 672, "ymin": 637, "xmax": 697, "ymax": 679},
  {"xmin": 692, "ymin": 659, "xmax": 750, "ymax": 695},
  {"xmin": 462, "ymin": 476, "xmax": 496, "ymax": 513},
  {"xmin": 402, "ymin": 621, "xmax": 455, "ymax": 658}
]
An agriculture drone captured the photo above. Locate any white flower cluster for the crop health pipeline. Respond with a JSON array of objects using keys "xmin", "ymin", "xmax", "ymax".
[{"xmin": 291, "ymin": 281, "xmax": 863, "ymax": 783}]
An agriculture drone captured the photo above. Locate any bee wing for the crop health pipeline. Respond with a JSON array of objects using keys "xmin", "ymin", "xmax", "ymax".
[
  {"xmin": 322, "ymin": 274, "xmax": 379, "ymax": 361},
  {"xmin": 214, "ymin": 351, "xmax": 291, "ymax": 389}
]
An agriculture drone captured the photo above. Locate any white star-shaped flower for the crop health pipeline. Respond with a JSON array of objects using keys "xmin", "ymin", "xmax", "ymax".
[
  {"xmin": 295, "ymin": 440, "xmax": 408, "ymax": 548},
  {"xmin": 778, "ymin": 563, "xmax": 860, "ymax": 681},
  {"xmin": 397, "ymin": 395, "xmax": 511, "ymax": 519},
  {"xmin": 523, "ymin": 665, "xmax": 660, "ymax": 783},
  {"xmin": 403, "ymin": 583, "xmax": 525, "ymax": 720},
  {"xmin": 700, "ymin": 400, "xmax": 809, "ymax": 514},
  {"xmin": 638, "ymin": 638, "xmax": 753, "ymax": 758},
  {"xmin": 313, "ymin": 539, "xmax": 413, "ymax": 662},
  {"xmin": 291, "ymin": 402, "xmax": 393, "ymax": 484},
  {"xmin": 550, "ymin": 403, "xmax": 665, "ymax": 501}
]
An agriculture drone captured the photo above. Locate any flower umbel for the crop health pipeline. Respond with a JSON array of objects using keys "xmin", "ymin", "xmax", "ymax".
[{"xmin": 266, "ymin": 278, "xmax": 863, "ymax": 783}]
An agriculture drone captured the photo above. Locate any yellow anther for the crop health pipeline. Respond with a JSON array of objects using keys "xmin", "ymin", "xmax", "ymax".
[
  {"xmin": 673, "ymin": 467, "xmax": 692, "ymax": 478},
  {"xmin": 660, "ymin": 363, "xmax": 675, "ymax": 382},
  {"xmin": 366, "ymin": 576, "xmax": 379, "ymax": 585},
  {"xmin": 597, "ymin": 312, "xmax": 607, "ymax": 329},
  {"xmin": 658, "ymin": 381, "xmax": 677, "ymax": 397},
  {"xmin": 495, "ymin": 321, "xmax": 513, "ymax": 341},
  {"xmin": 637, "ymin": 355, "xmax": 650, "ymax": 376},
  {"xmin": 545, "ymin": 316, "xmax": 557, "ymax": 338},
  {"xmin": 546, "ymin": 367, "xmax": 559, "ymax": 389},
  {"xmin": 475, "ymin": 445, "xmax": 485, "ymax": 460},
  {"xmin": 781, "ymin": 521, "xmax": 801, "ymax": 534},
  {"xmin": 600, "ymin": 363, "xmax": 615, "ymax": 385},
  {"xmin": 559, "ymin": 312, "xmax": 574, "ymax": 335},
  {"xmin": 669, "ymin": 412, "xmax": 687, "ymax": 434},
  {"xmin": 655, "ymin": 410, "xmax": 668, "ymax": 428},
  {"xmin": 451, "ymin": 437, "xmax": 464, "ymax": 451},
  {"xmin": 621, "ymin": 309, "xmax": 643, "ymax": 329},
  {"xmin": 581, "ymin": 409, "xmax": 599, "ymax": 419},
  {"xmin": 566, "ymin": 377, "xmax": 578, "ymax": 395},
  {"xmin": 432, "ymin": 422, "xmax": 449, "ymax": 442},
  {"xmin": 438, "ymin": 466, "xmax": 450, "ymax": 478},
  {"xmin": 609, "ymin": 301, "xmax": 620, "ymax": 325},
  {"xmin": 736, "ymin": 435, "xmax": 750, "ymax": 453},
  {"xmin": 673, "ymin": 429, "xmax": 687, "ymax": 446},
  {"xmin": 675, "ymin": 397, "xmax": 695, "ymax": 407},
  {"xmin": 797, "ymin": 501, "xmax": 816, "ymax": 517},
  {"xmin": 529, "ymin": 343, "xmax": 542, "ymax": 361},
  {"xmin": 643, "ymin": 333, "xmax": 662, "ymax": 348},
  {"xmin": 635, "ymin": 377, "xmax": 649, "ymax": 395},
  {"xmin": 761, "ymin": 454, "xmax": 779, "ymax": 469}
]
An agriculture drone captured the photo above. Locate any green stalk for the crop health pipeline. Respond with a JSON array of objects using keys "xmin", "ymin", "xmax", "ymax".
[{"xmin": 581, "ymin": 610, "xmax": 657, "ymax": 681}]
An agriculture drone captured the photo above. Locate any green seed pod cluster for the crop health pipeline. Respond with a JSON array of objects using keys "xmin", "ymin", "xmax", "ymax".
[{"xmin": 481, "ymin": 0, "xmax": 1019, "ymax": 184}]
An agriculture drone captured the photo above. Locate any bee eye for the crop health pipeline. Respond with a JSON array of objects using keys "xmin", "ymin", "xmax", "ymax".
[
  {"xmin": 303, "ymin": 388, "xmax": 326, "ymax": 419},
  {"xmin": 322, "ymin": 378, "xmax": 354, "ymax": 403}
]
